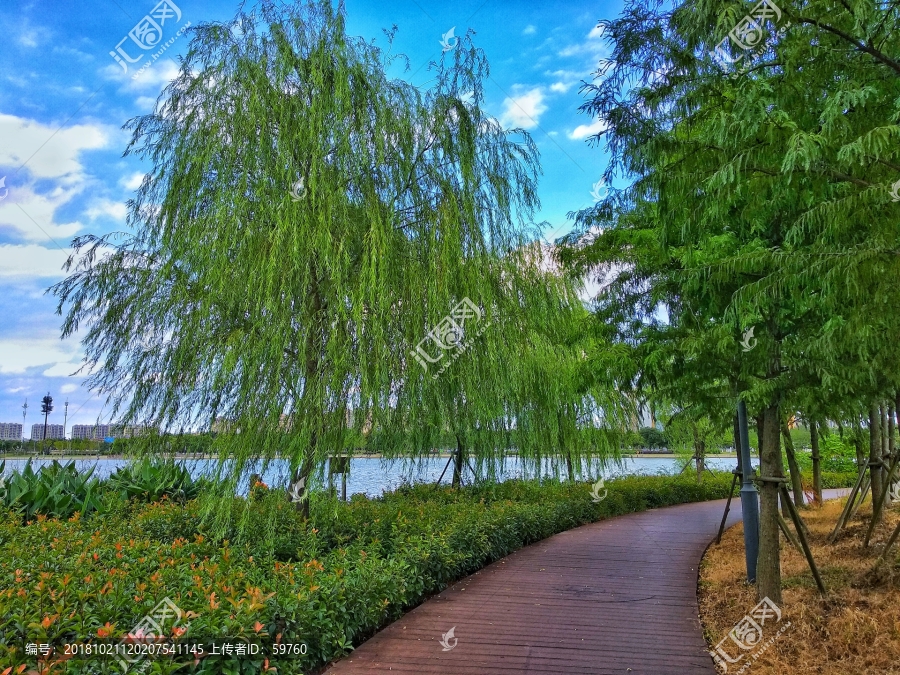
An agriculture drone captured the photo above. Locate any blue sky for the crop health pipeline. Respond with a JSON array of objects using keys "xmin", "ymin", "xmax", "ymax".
[{"xmin": 0, "ymin": 0, "xmax": 617, "ymax": 435}]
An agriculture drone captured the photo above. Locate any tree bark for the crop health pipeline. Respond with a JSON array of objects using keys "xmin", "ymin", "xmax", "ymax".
[
  {"xmin": 734, "ymin": 413, "xmax": 743, "ymax": 476},
  {"xmin": 781, "ymin": 419, "xmax": 805, "ymax": 506},
  {"xmin": 853, "ymin": 422, "xmax": 866, "ymax": 475},
  {"xmin": 452, "ymin": 433, "xmax": 465, "ymax": 488},
  {"xmin": 757, "ymin": 402, "xmax": 783, "ymax": 604},
  {"xmin": 882, "ymin": 405, "xmax": 892, "ymax": 505},
  {"xmin": 693, "ymin": 425, "xmax": 705, "ymax": 483},
  {"xmin": 869, "ymin": 405, "xmax": 884, "ymax": 524},
  {"xmin": 810, "ymin": 420, "xmax": 822, "ymax": 506}
]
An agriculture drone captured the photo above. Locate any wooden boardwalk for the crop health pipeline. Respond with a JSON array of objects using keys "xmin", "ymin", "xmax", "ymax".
[{"xmin": 322, "ymin": 490, "xmax": 846, "ymax": 675}]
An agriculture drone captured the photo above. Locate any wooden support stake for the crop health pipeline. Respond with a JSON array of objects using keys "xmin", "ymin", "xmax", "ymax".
[
  {"xmin": 829, "ymin": 468, "xmax": 867, "ymax": 543},
  {"xmin": 715, "ymin": 472, "xmax": 740, "ymax": 545},
  {"xmin": 848, "ymin": 477, "xmax": 871, "ymax": 521},
  {"xmin": 434, "ymin": 453, "xmax": 454, "ymax": 488},
  {"xmin": 780, "ymin": 483, "xmax": 827, "ymax": 595},
  {"xmin": 864, "ymin": 454, "xmax": 900, "ymax": 547},
  {"xmin": 778, "ymin": 512, "xmax": 801, "ymax": 550},
  {"xmin": 875, "ymin": 518, "xmax": 900, "ymax": 568}
]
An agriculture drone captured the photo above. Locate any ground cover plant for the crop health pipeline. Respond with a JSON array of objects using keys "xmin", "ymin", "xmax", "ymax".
[{"xmin": 1, "ymin": 472, "xmax": 737, "ymax": 674}]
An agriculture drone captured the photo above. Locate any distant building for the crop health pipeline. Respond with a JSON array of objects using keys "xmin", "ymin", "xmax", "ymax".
[
  {"xmin": 31, "ymin": 424, "xmax": 65, "ymax": 440},
  {"xmin": 72, "ymin": 424, "xmax": 110, "ymax": 440},
  {"xmin": 0, "ymin": 422, "xmax": 23, "ymax": 441},
  {"xmin": 72, "ymin": 424, "xmax": 151, "ymax": 440}
]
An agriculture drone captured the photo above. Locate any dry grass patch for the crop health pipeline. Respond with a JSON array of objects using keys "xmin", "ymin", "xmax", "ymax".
[{"xmin": 699, "ymin": 496, "xmax": 900, "ymax": 675}]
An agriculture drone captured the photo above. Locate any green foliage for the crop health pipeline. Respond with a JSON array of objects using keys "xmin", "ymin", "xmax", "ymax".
[
  {"xmin": 105, "ymin": 458, "xmax": 205, "ymax": 503},
  {"xmin": 0, "ymin": 460, "xmax": 104, "ymax": 522},
  {"xmin": 793, "ymin": 435, "xmax": 860, "ymax": 474},
  {"xmin": 639, "ymin": 427, "xmax": 667, "ymax": 449},
  {"xmin": 0, "ymin": 474, "xmax": 733, "ymax": 673},
  {"xmin": 0, "ymin": 459, "xmax": 207, "ymax": 522}
]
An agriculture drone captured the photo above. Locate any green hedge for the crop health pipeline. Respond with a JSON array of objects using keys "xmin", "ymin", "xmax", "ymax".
[{"xmin": 0, "ymin": 473, "xmax": 734, "ymax": 674}]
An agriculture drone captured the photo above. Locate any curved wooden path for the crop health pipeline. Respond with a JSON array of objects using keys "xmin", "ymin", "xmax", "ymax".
[{"xmin": 323, "ymin": 490, "xmax": 847, "ymax": 675}]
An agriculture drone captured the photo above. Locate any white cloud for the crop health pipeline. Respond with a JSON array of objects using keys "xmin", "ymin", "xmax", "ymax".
[
  {"xmin": 130, "ymin": 59, "xmax": 181, "ymax": 89},
  {"xmin": 523, "ymin": 25, "xmax": 536, "ymax": 35},
  {"xmin": 558, "ymin": 24, "xmax": 610, "ymax": 59},
  {"xmin": 568, "ymin": 118, "xmax": 608, "ymax": 140},
  {"xmin": 121, "ymin": 172, "xmax": 145, "ymax": 190},
  {"xmin": 0, "ymin": 336, "xmax": 81, "ymax": 375},
  {"xmin": 0, "ymin": 114, "xmax": 108, "ymax": 180},
  {"xmin": 86, "ymin": 199, "xmax": 128, "ymax": 222},
  {"xmin": 61, "ymin": 383, "xmax": 80, "ymax": 394},
  {"xmin": 42, "ymin": 361, "xmax": 85, "ymax": 378},
  {"xmin": 499, "ymin": 88, "xmax": 547, "ymax": 130},
  {"xmin": 0, "ymin": 244, "xmax": 71, "ymax": 278},
  {"xmin": 550, "ymin": 82, "xmax": 571, "ymax": 93},
  {"xmin": 0, "ymin": 183, "xmax": 84, "ymax": 243},
  {"xmin": 103, "ymin": 59, "xmax": 181, "ymax": 92},
  {"xmin": 19, "ymin": 30, "xmax": 39, "ymax": 48}
]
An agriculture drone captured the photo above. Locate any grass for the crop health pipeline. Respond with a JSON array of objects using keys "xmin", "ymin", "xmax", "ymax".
[{"xmin": 700, "ymin": 493, "xmax": 900, "ymax": 674}]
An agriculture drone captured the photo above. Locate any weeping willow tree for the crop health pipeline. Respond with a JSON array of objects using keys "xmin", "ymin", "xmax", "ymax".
[{"xmin": 50, "ymin": 0, "xmax": 627, "ymax": 530}]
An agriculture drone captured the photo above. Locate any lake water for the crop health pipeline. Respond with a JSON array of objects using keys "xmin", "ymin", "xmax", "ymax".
[{"xmin": 0, "ymin": 455, "xmax": 753, "ymax": 498}]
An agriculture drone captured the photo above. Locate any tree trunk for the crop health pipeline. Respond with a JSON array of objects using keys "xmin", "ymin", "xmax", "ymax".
[
  {"xmin": 869, "ymin": 405, "xmax": 885, "ymax": 524},
  {"xmin": 291, "ymin": 267, "xmax": 324, "ymax": 519},
  {"xmin": 692, "ymin": 425, "xmax": 705, "ymax": 483},
  {"xmin": 781, "ymin": 420, "xmax": 805, "ymax": 506},
  {"xmin": 882, "ymin": 405, "xmax": 892, "ymax": 505},
  {"xmin": 853, "ymin": 422, "xmax": 866, "ymax": 475},
  {"xmin": 452, "ymin": 433, "xmax": 465, "ymax": 488},
  {"xmin": 757, "ymin": 402, "xmax": 783, "ymax": 604},
  {"xmin": 559, "ymin": 409, "xmax": 575, "ymax": 481},
  {"xmin": 810, "ymin": 420, "xmax": 822, "ymax": 506}
]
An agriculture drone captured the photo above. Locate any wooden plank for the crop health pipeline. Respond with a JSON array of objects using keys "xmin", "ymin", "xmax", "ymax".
[{"xmin": 321, "ymin": 489, "xmax": 848, "ymax": 675}]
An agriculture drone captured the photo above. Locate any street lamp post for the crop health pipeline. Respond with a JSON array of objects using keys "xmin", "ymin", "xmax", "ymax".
[
  {"xmin": 738, "ymin": 399, "xmax": 760, "ymax": 583},
  {"xmin": 40, "ymin": 393, "xmax": 53, "ymax": 455},
  {"xmin": 21, "ymin": 399, "xmax": 27, "ymax": 453},
  {"xmin": 63, "ymin": 399, "xmax": 70, "ymax": 455}
]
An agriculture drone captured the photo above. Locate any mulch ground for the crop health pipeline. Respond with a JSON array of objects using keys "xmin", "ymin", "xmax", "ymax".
[{"xmin": 700, "ymin": 492, "xmax": 900, "ymax": 675}]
